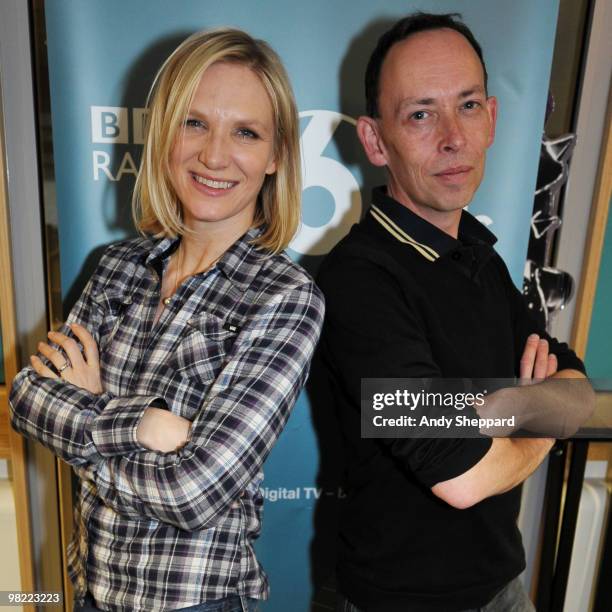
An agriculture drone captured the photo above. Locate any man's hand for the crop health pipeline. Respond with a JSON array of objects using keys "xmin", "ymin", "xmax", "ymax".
[
  {"xmin": 136, "ymin": 407, "xmax": 192, "ymax": 453},
  {"xmin": 30, "ymin": 323, "xmax": 103, "ymax": 394},
  {"xmin": 477, "ymin": 334, "xmax": 558, "ymax": 435},
  {"xmin": 478, "ymin": 332, "xmax": 594, "ymax": 438},
  {"xmin": 519, "ymin": 333, "xmax": 557, "ymax": 382}
]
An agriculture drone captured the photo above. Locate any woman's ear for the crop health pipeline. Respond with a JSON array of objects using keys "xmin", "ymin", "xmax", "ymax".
[{"xmin": 265, "ymin": 156, "xmax": 277, "ymax": 175}]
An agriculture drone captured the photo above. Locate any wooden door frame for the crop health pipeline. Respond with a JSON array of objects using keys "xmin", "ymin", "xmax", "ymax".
[
  {"xmin": 571, "ymin": 85, "xmax": 612, "ymax": 357},
  {"xmin": 0, "ymin": 93, "xmax": 35, "ymax": 610}
]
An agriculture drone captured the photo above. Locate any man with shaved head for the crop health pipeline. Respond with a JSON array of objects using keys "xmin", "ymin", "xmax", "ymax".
[{"xmin": 317, "ymin": 12, "xmax": 592, "ymax": 612}]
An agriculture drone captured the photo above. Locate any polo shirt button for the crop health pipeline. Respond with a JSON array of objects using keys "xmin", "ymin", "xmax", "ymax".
[{"xmin": 452, "ymin": 252, "xmax": 461, "ymax": 260}]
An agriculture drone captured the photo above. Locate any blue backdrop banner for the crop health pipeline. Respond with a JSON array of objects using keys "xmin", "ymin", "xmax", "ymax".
[{"xmin": 44, "ymin": 1, "xmax": 559, "ymax": 609}]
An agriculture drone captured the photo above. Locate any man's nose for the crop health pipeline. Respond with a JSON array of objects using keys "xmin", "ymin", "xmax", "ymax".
[
  {"xmin": 198, "ymin": 131, "xmax": 230, "ymax": 169},
  {"xmin": 438, "ymin": 114, "xmax": 467, "ymax": 152}
]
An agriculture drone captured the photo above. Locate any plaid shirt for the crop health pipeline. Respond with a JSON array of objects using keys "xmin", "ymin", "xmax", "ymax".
[{"xmin": 9, "ymin": 228, "xmax": 324, "ymax": 611}]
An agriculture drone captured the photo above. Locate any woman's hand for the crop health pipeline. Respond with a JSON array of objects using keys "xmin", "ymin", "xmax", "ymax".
[
  {"xmin": 30, "ymin": 322, "xmax": 103, "ymax": 394},
  {"xmin": 136, "ymin": 407, "xmax": 192, "ymax": 453}
]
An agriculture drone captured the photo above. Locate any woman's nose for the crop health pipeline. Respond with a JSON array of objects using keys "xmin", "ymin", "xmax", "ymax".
[{"xmin": 198, "ymin": 132, "xmax": 230, "ymax": 169}]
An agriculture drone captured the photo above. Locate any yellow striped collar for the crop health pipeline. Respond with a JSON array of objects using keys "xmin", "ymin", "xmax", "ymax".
[
  {"xmin": 367, "ymin": 187, "xmax": 496, "ymax": 260},
  {"xmin": 370, "ymin": 204, "xmax": 439, "ymax": 262}
]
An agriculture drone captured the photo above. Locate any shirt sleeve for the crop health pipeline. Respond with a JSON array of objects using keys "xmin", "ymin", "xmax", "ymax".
[
  {"xmin": 317, "ymin": 251, "xmax": 491, "ymax": 488},
  {"xmin": 9, "ymin": 247, "xmax": 160, "ymax": 465},
  {"xmin": 494, "ymin": 255, "xmax": 586, "ymax": 375},
  {"xmin": 73, "ymin": 281, "xmax": 325, "ymax": 531}
]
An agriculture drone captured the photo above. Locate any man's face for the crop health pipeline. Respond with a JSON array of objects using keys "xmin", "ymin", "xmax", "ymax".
[{"xmin": 358, "ymin": 28, "xmax": 497, "ymax": 227}]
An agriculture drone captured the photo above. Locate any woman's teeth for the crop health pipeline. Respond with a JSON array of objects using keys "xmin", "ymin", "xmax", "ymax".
[{"xmin": 193, "ymin": 174, "xmax": 234, "ymax": 189}]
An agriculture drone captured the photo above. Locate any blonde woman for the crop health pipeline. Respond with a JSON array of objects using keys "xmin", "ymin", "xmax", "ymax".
[{"xmin": 10, "ymin": 29, "xmax": 324, "ymax": 612}]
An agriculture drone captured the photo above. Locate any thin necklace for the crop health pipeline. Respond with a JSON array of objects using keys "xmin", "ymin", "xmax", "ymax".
[
  {"xmin": 161, "ymin": 244, "xmax": 223, "ymax": 307},
  {"xmin": 162, "ymin": 244, "xmax": 182, "ymax": 307}
]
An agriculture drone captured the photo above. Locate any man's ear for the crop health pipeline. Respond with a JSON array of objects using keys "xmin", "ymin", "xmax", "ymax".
[
  {"xmin": 485, "ymin": 96, "xmax": 498, "ymax": 148},
  {"xmin": 356, "ymin": 116, "xmax": 388, "ymax": 167}
]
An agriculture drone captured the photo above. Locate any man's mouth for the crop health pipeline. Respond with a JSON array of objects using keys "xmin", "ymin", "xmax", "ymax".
[{"xmin": 435, "ymin": 166, "xmax": 472, "ymax": 177}]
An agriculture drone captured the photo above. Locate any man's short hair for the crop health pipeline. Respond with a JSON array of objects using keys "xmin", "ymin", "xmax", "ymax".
[{"xmin": 365, "ymin": 12, "xmax": 489, "ymax": 118}]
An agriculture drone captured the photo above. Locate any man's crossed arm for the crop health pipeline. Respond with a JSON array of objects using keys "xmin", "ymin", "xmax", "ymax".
[{"xmin": 432, "ymin": 334, "xmax": 595, "ymax": 509}]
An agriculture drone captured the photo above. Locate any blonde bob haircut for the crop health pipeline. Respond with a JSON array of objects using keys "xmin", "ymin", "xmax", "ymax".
[{"xmin": 132, "ymin": 28, "xmax": 301, "ymax": 253}]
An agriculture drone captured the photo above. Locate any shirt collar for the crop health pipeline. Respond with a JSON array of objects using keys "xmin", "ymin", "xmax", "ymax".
[
  {"xmin": 144, "ymin": 226, "xmax": 268, "ymax": 292},
  {"xmin": 369, "ymin": 186, "xmax": 497, "ymax": 261}
]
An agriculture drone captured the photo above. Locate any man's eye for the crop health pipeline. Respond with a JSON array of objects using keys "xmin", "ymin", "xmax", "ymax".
[
  {"xmin": 463, "ymin": 100, "xmax": 481, "ymax": 110},
  {"xmin": 410, "ymin": 110, "xmax": 429, "ymax": 121},
  {"xmin": 237, "ymin": 128, "xmax": 258, "ymax": 140}
]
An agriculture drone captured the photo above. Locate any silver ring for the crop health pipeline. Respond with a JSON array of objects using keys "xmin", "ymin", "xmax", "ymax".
[{"xmin": 58, "ymin": 360, "xmax": 71, "ymax": 373}]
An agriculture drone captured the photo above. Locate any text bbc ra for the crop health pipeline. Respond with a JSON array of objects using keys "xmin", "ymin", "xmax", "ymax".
[{"xmin": 91, "ymin": 106, "xmax": 147, "ymax": 182}]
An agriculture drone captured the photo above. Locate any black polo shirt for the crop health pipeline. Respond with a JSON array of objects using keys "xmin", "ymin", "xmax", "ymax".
[{"xmin": 317, "ymin": 187, "xmax": 584, "ymax": 611}]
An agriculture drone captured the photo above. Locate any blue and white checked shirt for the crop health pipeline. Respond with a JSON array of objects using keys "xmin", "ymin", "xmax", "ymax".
[{"xmin": 10, "ymin": 228, "xmax": 324, "ymax": 611}]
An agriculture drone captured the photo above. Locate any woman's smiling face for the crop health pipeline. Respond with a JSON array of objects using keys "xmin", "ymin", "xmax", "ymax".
[{"xmin": 169, "ymin": 61, "xmax": 277, "ymax": 236}]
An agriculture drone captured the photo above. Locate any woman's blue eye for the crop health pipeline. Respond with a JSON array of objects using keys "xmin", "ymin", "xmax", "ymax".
[
  {"xmin": 184, "ymin": 118, "xmax": 204, "ymax": 128},
  {"xmin": 237, "ymin": 128, "xmax": 258, "ymax": 139}
]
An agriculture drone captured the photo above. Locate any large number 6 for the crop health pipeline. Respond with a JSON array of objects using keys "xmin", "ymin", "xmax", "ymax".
[{"xmin": 290, "ymin": 110, "xmax": 362, "ymax": 256}]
